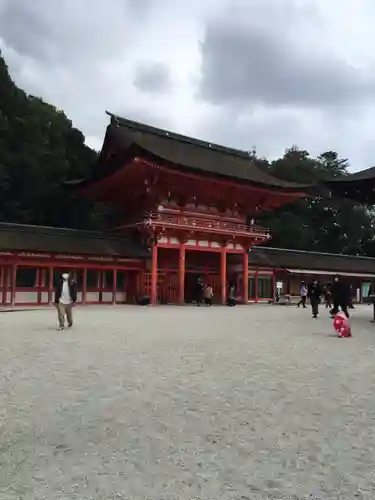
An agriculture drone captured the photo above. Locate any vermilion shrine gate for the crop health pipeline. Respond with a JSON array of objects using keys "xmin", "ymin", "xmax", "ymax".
[{"xmin": 75, "ymin": 113, "xmax": 306, "ymax": 305}]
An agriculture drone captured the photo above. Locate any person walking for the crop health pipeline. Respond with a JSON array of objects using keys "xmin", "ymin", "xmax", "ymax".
[
  {"xmin": 324, "ymin": 283, "xmax": 332, "ymax": 309},
  {"xmin": 204, "ymin": 284, "xmax": 214, "ymax": 306},
  {"xmin": 330, "ymin": 275, "xmax": 349, "ymax": 318},
  {"xmin": 348, "ymin": 284, "xmax": 355, "ymax": 309},
  {"xmin": 227, "ymin": 284, "xmax": 236, "ymax": 306},
  {"xmin": 308, "ymin": 279, "xmax": 322, "ymax": 319},
  {"xmin": 195, "ymin": 277, "xmax": 204, "ymax": 307},
  {"xmin": 54, "ymin": 272, "xmax": 77, "ymax": 330},
  {"xmin": 297, "ymin": 281, "xmax": 308, "ymax": 308}
]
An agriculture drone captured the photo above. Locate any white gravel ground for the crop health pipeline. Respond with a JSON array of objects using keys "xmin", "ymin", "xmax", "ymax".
[{"xmin": 1, "ymin": 304, "xmax": 375, "ymax": 500}]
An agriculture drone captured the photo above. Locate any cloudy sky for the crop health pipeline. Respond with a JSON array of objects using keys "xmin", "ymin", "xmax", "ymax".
[{"xmin": 1, "ymin": 0, "xmax": 375, "ymax": 170}]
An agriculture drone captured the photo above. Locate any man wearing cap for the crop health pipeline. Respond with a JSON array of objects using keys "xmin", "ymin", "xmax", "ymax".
[{"xmin": 54, "ymin": 272, "xmax": 77, "ymax": 331}]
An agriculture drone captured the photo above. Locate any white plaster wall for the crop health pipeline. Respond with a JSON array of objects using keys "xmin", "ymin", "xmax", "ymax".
[
  {"xmin": 86, "ymin": 292, "xmax": 99, "ymax": 302},
  {"xmin": 101, "ymin": 292, "xmax": 113, "ymax": 302},
  {"xmin": 15, "ymin": 291, "xmax": 38, "ymax": 304}
]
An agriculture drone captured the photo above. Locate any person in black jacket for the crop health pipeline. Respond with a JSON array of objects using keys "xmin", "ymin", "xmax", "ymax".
[
  {"xmin": 330, "ymin": 275, "xmax": 349, "ymax": 318},
  {"xmin": 54, "ymin": 272, "xmax": 77, "ymax": 330},
  {"xmin": 348, "ymin": 284, "xmax": 355, "ymax": 309},
  {"xmin": 308, "ymin": 279, "xmax": 322, "ymax": 318},
  {"xmin": 323, "ymin": 283, "xmax": 332, "ymax": 309},
  {"xmin": 195, "ymin": 277, "xmax": 204, "ymax": 307}
]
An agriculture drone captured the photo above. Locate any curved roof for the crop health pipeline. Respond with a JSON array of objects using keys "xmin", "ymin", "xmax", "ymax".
[
  {"xmin": 249, "ymin": 246, "xmax": 375, "ymax": 275},
  {"xmin": 322, "ymin": 166, "xmax": 375, "ymax": 204},
  {"xmin": 86, "ymin": 112, "xmax": 308, "ymax": 192},
  {"xmin": 0, "ymin": 222, "xmax": 148, "ymax": 258}
]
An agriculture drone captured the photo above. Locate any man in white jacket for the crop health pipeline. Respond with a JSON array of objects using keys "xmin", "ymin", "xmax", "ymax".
[{"xmin": 54, "ymin": 272, "xmax": 77, "ymax": 331}]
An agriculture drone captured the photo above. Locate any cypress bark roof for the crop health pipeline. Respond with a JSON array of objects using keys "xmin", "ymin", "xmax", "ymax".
[
  {"xmin": 249, "ymin": 246, "xmax": 375, "ymax": 275},
  {"xmin": 0, "ymin": 222, "xmax": 148, "ymax": 258},
  {"xmin": 322, "ymin": 166, "xmax": 375, "ymax": 204},
  {"xmin": 83, "ymin": 112, "xmax": 308, "ymax": 192},
  {"xmin": 1, "ymin": 223, "xmax": 374, "ymax": 276}
]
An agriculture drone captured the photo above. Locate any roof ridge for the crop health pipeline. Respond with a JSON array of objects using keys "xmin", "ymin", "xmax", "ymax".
[
  {"xmin": 254, "ymin": 245, "xmax": 375, "ymax": 261},
  {"xmin": 106, "ymin": 111, "xmax": 256, "ymax": 162},
  {"xmin": 0, "ymin": 222, "xmax": 132, "ymax": 242},
  {"xmin": 325, "ymin": 165, "xmax": 375, "ymax": 183}
]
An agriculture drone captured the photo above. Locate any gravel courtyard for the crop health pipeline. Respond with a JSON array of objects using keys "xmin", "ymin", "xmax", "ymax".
[{"xmin": 1, "ymin": 304, "xmax": 375, "ymax": 500}]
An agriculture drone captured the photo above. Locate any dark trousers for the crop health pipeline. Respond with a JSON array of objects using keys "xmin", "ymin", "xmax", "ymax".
[
  {"xmin": 204, "ymin": 297, "xmax": 212, "ymax": 306},
  {"xmin": 297, "ymin": 296, "xmax": 307, "ymax": 307},
  {"xmin": 325, "ymin": 296, "xmax": 332, "ymax": 308},
  {"xmin": 331, "ymin": 301, "xmax": 349, "ymax": 318},
  {"xmin": 311, "ymin": 298, "xmax": 319, "ymax": 317},
  {"xmin": 196, "ymin": 296, "xmax": 203, "ymax": 306}
]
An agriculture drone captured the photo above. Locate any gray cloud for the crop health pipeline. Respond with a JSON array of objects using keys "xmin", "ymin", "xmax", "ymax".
[
  {"xmin": 198, "ymin": 12, "xmax": 375, "ymax": 108},
  {"xmin": 1, "ymin": 0, "xmax": 375, "ymax": 171},
  {"xmin": 133, "ymin": 62, "xmax": 171, "ymax": 93},
  {"xmin": 0, "ymin": 0, "xmax": 153, "ymax": 67},
  {"xmin": 127, "ymin": 0, "xmax": 155, "ymax": 18}
]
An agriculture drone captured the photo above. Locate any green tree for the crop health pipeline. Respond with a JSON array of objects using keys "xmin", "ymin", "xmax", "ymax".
[
  {"xmin": 0, "ymin": 52, "xmax": 103, "ymax": 229},
  {"xmin": 259, "ymin": 147, "xmax": 375, "ymax": 256}
]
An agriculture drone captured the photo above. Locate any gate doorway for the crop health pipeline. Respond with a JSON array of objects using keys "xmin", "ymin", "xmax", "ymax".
[
  {"xmin": 185, "ymin": 272, "xmax": 203, "ymax": 303},
  {"xmin": 138, "ymin": 272, "xmax": 179, "ymax": 304}
]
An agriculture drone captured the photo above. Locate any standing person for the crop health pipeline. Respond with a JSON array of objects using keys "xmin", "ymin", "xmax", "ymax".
[
  {"xmin": 324, "ymin": 283, "xmax": 332, "ymax": 309},
  {"xmin": 227, "ymin": 284, "xmax": 236, "ymax": 306},
  {"xmin": 297, "ymin": 281, "xmax": 308, "ymax": 308},
  {"xmin": 348, "ymin": 284, "xmax": 355, "ymax": 309},
  {"xmin": 195, "ymin": 277, "xmax": 204, "ymax": 307},
  {"xmin": 330, "ymin": 275, "xmax": 349, "ymax": 318},
  {"xmin": 308, "ymin": 279, "xmax": 322, "ymax": 318},
  {"xmin": 54, "ymin": 272, "xmax": 77, "ymax": 331},
  {"xmin": 204, "ymin": 284, "xmax": 214, "ymax": 306}
]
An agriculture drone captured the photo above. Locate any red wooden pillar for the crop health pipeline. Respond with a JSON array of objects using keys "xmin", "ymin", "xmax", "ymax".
[
  {"xmin": 178, "ymin": 245, "xmax": 186, "ymax": 305},
  {"xmin": 272, "ymin": 271, "xmax": 276, "ymax": 302},
  {"xmin": 151, "ymin": 243, "xmax": 158, "ymax": 305},
  {"xmin": 255, "ymin": 270, "xmax": 259, "ymax": 303},
  {"xmin": 1, "ymin": 267, "xmax": 5, "ymax": 305},
  {"xmin": 11, "ymin": 264, "xmax": 17, "ymax": 307},
  {"xmin": 48, "ymin": 267, "xmax": 54, "ymax": 305},
  {"xmin": 36, "ymin": 269, "xmax": 41, "ymax": 305},
  {"xmin": 97, "ymin": 269, "xmax": 101, "ymax": 303},
  {"xmin": 220, "ymin": 248, "xmax": 227, "ymax": 305},
  {"xmin": 243, "ymin": 251, "xmax": 249, "ymax": 304},
  {"xmin": 82, "ymin": 268, "xmax": 87, "ymax": 305},
  {"xmin": 112, "ymin": 268, "xmax": 117, "ymax": 305}
]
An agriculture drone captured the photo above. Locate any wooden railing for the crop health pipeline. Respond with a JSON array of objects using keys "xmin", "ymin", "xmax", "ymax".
[{"xmin": 145, "ymin": 212, "xmax": 270, "ymax": 237}]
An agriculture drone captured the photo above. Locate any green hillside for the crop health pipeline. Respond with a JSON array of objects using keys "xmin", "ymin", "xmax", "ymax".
[{"xmin": 0, "ymin": 52, "xmax": 102, "ymax": 229}]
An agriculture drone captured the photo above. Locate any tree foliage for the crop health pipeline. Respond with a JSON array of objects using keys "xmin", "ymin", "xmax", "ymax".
[
  {"xmin": 0, "ymin": 52, "xmax": 105, "ymax": 229},
  {"xmin": 258, "ymin": 147, "xmax": 375, "ymax": 256},
  {"xmin": 1, "ymin": 52, "xmax": 375, "ymax": 255}
]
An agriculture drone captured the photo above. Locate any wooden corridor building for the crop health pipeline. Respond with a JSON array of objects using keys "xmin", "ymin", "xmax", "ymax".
[
  {"xmin": 1, "ymin": 223, "xmax": 375, "ymax": 307},
  {"xmin": 1, "ymin": 114, "xmax": 375, "ymax": 307}
]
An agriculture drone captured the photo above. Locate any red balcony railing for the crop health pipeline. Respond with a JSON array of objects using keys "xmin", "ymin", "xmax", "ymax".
[{"xmin": 145, "ymin": 212, "xmax": 270, "ymax": 238}]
